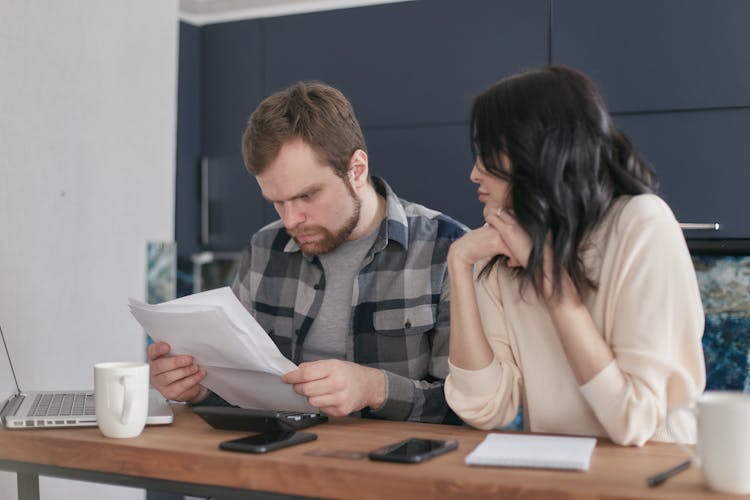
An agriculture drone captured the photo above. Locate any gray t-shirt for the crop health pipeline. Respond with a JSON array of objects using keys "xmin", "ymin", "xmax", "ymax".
[{"xmin": 302, "ymin": 227, "xmax": 380, "ymax": 362}]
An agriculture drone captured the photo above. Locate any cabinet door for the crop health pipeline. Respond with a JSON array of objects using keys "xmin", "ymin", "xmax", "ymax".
[
  {"xmin": 614, "ymin": 108, "xmax": 750, "ymax": 238},
  {"xmin": 366, "ymin": 124, "xmax": 481, "ymax": 228},
  {"xmin": 199, "ymin": 21, "xmax": 268, "ymax": 251},
  {"xmin": 264, "ymin": 0, "xmax": 548, "ymax": 128},
  {"xmin": 203, "ymin": 20, "xmax": 263, "ymax": 156},
  {"xmin": 176, "ymin": 22, "xmax": 204, "ymax": 256},
  {"xmin": 202, "ymin": 155, "xmax": 276, "ymax": 251},
  {"xmin": 553, "ymin": 0, "xmax": 750, "ymax": 112}
]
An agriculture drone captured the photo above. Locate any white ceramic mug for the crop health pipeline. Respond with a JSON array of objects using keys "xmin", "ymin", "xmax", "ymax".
[
  {"xmin": 667, "ymin": 391, "xmax": 750, "ymax": 494},
  {"xmin": 94, "ymin": 362, "xmax": 149, "ymax": 438}
]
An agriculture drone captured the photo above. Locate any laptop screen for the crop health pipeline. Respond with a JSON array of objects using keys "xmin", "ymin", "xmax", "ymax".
[{"xmin": 1, "ymin": 325, "xmax": 21, "ymax": 403}]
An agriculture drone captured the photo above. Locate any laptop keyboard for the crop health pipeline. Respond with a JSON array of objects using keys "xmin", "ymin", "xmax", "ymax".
[{"xmin": 27, "ymin": 392, "xmax": 96, "ymax": 417}]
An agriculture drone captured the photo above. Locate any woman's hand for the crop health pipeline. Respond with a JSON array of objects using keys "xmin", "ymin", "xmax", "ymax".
[
  {"xmin": 448, "ymin": 223, "xmax": 511, "ymax": 268},
  {"xmin": 485, "ymin": 207, "xmax": 581, "ymax": 306},
  {"xmin": 482, "ymin": 206, "xmax": 533, "ymax": 268}
]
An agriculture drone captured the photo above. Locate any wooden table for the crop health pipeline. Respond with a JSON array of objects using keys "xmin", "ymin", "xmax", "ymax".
[{"xmin": 0, "ymin": 405, "xmax": 737, "ymax": 499}]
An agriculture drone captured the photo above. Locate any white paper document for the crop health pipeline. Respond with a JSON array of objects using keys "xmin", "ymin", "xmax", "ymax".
[
  {"xmin": 128, "ymin": 287, "xmax": 316, "ymax": 413},
  {"xmin": 465, "ymin": 433, "xmax": 597, "ymax": 471}
]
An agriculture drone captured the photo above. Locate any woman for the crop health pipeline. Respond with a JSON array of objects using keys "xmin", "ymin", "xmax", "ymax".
[{"xmin": 444, "ymin": 66, "xmax": 705, "ymax": 446}]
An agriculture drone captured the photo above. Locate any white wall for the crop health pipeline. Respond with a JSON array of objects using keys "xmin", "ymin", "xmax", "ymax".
[{"xmin": 0, "ymin": 1, "xmax": 178, "ymax": 499}]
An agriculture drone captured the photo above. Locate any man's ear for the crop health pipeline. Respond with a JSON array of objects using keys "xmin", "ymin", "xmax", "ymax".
[{"xmin": 348, "ymin": 149, "xmax": 369, "ymax": 187}]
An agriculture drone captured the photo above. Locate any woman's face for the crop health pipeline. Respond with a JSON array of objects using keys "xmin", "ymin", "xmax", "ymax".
[{"xmin": 470, "ymin": 155, "xmax": 511, "ymax": 212}]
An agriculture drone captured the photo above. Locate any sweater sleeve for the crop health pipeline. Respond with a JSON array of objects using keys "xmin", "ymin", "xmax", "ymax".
[
  {"xmin": 445, "ymin": 266, "xmax": 524, "ymax": 430},
  {"xmin": 579, "ymin": 196, "xmax": 705, "ymax": 446}
]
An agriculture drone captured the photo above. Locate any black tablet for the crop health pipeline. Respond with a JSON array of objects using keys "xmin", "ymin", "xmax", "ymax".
[{"xmin": 193, "ymin": 406, "xmax": 328, "ymax": 432}]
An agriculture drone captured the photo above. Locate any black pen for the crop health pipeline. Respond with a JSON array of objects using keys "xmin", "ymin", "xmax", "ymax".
[{"xmin": 647, "ymin": 459, "xmax": 692, "ymax": 487}]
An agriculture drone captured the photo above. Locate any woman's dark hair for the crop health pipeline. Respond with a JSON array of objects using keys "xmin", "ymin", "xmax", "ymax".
[{"xmin": 472, "ymin": 65, "xmax": 659, "ymax": 299}]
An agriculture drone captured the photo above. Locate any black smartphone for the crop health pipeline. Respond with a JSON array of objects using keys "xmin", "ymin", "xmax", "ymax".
[
  {"xmin": 368, "ymin": 437, "xmax": 458, "ymax": 463},
  {"xmin": 219, "ymin": 431, "xmax": 317, "ymax": 454}
]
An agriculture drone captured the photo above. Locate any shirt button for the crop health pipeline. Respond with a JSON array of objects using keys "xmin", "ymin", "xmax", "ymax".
[{"xmin": 313, "ymin": 283, "xmax": 320, "ymax": 290}]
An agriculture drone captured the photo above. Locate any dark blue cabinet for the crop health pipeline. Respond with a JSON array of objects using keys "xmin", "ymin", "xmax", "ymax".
[
  {"xmin": 553, "ymin": 0, "xmax": 750, "ymax": 239},
  {"xmin": 202, "ymin": 155, "xmax": 277, "ymax": 251},
  {"xmin": 366, "ymin": 124, "xmax": 481, "ymax": 228},
  {"xmin": 203, "ymin": 20, "xmax": 264, "ymax": 156},
  {"xmin": 196, "ymin": 20, "xmax": 268, "ymax": 251},
  {"xmin": 615, "ymin": 108, "xmax": 750, "ymax": 239},
  {"xmin": 552, "ymin": 0, "xmax": 750, "ymax": 112},
  {"xmin": 182, "ymin": 0, "xmax": 547, "ymax": 252},
  {"xmin": 177, "ymin": 0, "xmax": 750, "ymax": 254},
  {"xmin": 264, "ymin": 0, "xmax": 548, "ymax": 128},
  {"xmin": 176, "ymin": 22, "xmax": 203, "ymax": 257}
]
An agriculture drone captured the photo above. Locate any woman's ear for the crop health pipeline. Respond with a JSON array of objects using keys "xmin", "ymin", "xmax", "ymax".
[{"xmin": 348, "ymin": 149, "xmax": 369, "ymax": 187}]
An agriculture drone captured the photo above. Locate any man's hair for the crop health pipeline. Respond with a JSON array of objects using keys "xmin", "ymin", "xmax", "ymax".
[
  {"xmin": 471, "ymin": 65, "xmax": 659, "ymax": 299},
  {"xmin": 242, "ymin": 81, "xmax": 367, "ymax": 178}
]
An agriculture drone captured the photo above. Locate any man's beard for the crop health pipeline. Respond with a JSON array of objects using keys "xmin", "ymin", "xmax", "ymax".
[{"xmin": 288, "ymin": 183, "xmax": 362, "ymax": 255}]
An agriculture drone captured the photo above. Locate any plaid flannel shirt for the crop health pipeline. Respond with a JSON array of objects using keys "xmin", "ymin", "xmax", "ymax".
[{"xmin": 231, "ymin": 177, "xmax": 467, "ymax": 424}]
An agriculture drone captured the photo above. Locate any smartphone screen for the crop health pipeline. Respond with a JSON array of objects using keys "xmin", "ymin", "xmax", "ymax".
[
  {"xmin": 369, "ymin": 437, "xmax": 458, "ymax": 463},
  {"xmin": 219, "ymin": 431, "xmax": 317, "ymax": 453}
]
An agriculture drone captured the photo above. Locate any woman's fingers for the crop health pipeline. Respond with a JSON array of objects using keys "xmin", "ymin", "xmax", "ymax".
[{"xmin": 483, "ymin": 208, "xmax": 532, "ymax": 268}]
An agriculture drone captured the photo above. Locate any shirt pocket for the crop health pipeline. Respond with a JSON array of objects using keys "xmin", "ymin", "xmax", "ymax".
[
  {"xmin": 364, "ymin": 303, "xmax": 436, "ymax": 372},
  {"xmin": 372, "ymin": 303, "xmax": 436, "ymax": 337}
]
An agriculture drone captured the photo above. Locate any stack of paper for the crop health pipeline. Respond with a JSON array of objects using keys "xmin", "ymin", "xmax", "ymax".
[
  {"xmin": 129, "ymin": 287, "xmax": 316, "ymax": 413},
  {"xmin": 465, "ymin": 433, "xmax": 597, "ymax": 471}
]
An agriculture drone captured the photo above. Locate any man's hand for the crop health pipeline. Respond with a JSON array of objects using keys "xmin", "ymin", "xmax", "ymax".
[
  {"xmin": 281, "ymin": 360, "xmax": 386, "ymax": 417},
  {"xmin": 147, "ymin": 341, "xmax": 208, "ymax": 403}
]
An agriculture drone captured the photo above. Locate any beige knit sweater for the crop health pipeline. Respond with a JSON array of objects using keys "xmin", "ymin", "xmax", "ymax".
[{"xmin": 445, "ymin": 194, "xmax": 706, "ymax": 446}]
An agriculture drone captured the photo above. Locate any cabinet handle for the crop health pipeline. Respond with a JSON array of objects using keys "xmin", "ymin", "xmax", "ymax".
[
  {"xmin": 201, "ymin": 157, "xmax": 210, "ymax": 246},
  {"xmin": 679, "ymin": 222, "xmax": 720, "ymax": 231}
]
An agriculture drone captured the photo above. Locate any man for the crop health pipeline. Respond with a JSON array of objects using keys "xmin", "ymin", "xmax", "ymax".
[{"xmin": 149, "ymin": 82, "xmax": 466, "ymax": 423}]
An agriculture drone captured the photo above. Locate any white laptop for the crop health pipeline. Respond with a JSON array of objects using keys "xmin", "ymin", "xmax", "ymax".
[{"xmin": 0, "ymin": 326, "xmax": 173, "ymax": 429}]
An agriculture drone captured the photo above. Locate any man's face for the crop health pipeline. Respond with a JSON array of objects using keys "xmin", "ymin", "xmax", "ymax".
[{"xmin": 256, "ymin": 139, "xmax": 361, "ymax": 255}]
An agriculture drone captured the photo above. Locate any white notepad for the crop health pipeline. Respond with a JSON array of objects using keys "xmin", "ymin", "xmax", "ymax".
[{"xmin": 465, "ymin": 433, "xmax": 597, "ymax": 471}]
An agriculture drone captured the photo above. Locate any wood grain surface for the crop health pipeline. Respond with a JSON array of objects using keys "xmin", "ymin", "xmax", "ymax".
[{"xmin": 0, "ymin": 405, "xmax": 737, "ymax": 499}]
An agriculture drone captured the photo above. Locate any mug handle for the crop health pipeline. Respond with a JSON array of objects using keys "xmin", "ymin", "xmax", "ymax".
[
  {"xmin": 666, "ymin": 405, "xmax": 700, "ymax": 466},
  {"xmin": 119, "ymin": 375, "xmax": 133, "ymax": 425}
]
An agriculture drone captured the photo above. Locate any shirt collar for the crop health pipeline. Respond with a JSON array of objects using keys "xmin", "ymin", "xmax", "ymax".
[{"xmin": 283, "ymin": 176, "xmax": 409, "ymax": 257}]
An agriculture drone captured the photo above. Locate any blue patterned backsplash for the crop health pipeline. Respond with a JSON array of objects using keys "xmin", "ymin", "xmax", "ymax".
[
  {"xmin": 146, "ymin": 241, "xmax": 176, "ymax": 303},
  {"xmin": 145, "ymin": 241, "xmax": 177, "ymax": 348},
  {"xmin": 693, "ymin": 256, "xmax": 750, "ymax": 392}
]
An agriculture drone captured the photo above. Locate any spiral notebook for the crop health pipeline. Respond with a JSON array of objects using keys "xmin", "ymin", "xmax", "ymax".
[{"xmin": 465, "ymin": 433, "xmax": 597, "ymax": 471}]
